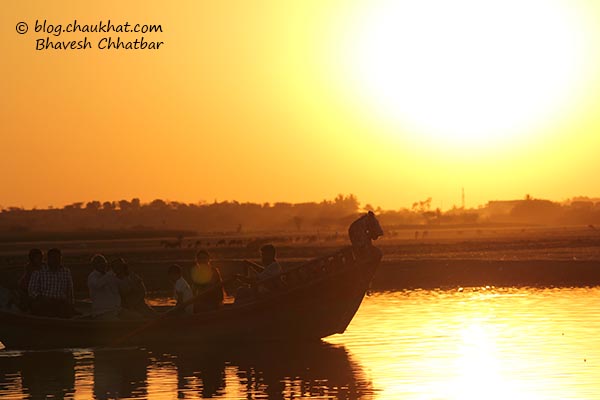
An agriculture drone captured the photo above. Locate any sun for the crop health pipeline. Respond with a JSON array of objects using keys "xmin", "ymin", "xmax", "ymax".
[{"xmin": 346, "ymin": 0, "xmax": 585, "ymax": 149}]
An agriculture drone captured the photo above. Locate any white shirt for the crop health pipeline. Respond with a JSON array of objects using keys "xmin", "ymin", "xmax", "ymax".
[
  {"xmin": 88, "ymin": 270, "xmax": 121, "ymax": 315},
  {"xmin": 174, "ymin": 277, "xmax": 194, "ymax": 315},
  {"xmin": 257, "ymin": 261, "xmax": 282, "ymax": 281}
]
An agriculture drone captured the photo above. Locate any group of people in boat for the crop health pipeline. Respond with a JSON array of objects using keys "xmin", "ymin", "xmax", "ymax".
[{"xmin": 13, "ymin": 244, "xmax": 283, "ymax": 319}]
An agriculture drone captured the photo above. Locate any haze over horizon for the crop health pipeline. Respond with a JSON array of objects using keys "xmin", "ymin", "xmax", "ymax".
[{"xmin": 3, "ymin": 1, "xmax": 600, "ymax": 211}]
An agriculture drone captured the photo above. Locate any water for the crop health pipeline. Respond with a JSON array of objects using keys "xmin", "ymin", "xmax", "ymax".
[{"xmin": 1, "ymin": 287, "xmax": 600, "ymax": 399}]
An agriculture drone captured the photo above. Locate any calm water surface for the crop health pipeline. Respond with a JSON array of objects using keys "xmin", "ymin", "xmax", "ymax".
[{"xmin": 1, "ymin": 287, "xmax": 600, "ymax": 399}]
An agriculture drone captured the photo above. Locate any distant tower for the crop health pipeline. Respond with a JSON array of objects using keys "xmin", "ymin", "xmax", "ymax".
[{"xmin": 461, "ymin": 187, "xmax": 465, "ymax": 209}]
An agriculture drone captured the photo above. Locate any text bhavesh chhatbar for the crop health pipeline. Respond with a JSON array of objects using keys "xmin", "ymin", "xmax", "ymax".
[{"xmin": 36, "ymin": 36, "xmax": 164, "ymax": 50}]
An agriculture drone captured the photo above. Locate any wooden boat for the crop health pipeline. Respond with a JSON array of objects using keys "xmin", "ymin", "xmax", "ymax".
[{"xmin": 0, "ymin": 213, "xmax": 383, "ymax": 350}]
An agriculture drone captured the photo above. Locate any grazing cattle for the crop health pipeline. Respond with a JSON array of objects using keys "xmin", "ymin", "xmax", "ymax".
[{"xmin": 216, "ymin": 239, "xmax": 226, "ymax": 247}]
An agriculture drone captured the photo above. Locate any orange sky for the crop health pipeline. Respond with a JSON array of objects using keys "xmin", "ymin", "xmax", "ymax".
[{"xmin": 3, "ymin": 1, "xmax": 600, "ymax": 210}]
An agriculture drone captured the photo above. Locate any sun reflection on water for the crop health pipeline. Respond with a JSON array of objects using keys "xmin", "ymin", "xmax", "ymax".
[{"xmin": 327, "ymin": 287, "xmax": 600, "ymax": 399}]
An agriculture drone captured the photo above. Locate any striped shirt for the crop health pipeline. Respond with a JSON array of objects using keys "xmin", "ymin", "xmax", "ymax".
[{"xmin": 28, "ymin": 266, "xmax": 74, "ymax": 304}]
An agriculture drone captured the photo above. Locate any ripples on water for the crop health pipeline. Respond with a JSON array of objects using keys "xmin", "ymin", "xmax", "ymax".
[{"xmin": 2, "ymin": 287, "xmax": 600, "ymax": 399}]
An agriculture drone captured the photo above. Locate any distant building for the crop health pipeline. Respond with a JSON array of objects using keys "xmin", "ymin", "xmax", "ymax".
[
  {"xmin": 571, "ymin": 201, "xmax": 594, "ymax": 210},
  {"xmin": 484, "ymin": 200, "xmax": 523, "ymax": 216}
]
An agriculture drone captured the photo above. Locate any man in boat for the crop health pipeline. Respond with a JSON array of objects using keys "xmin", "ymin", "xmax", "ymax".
[
  {"xmin": 28, "ymin": 248, "xmax": 75, "ymax": 318},
  {"xmin": 188, "ymin": 250, "xmax": 224, "ymax": 312},
  {"xmin": 234, "ymin": 244, "xmax": 283, "ymax": 302},
  {"xmin": 112, "ymin": 258, "xmax": 155, "ymax": 318},
  {"xmin": 245, "ymin": 244, "xmax": 282, "ymax": 284},
  {"xmin": 87, "ymin": 254, "xmax": 121, "ymax": 319},
  {"xmin": 168, "ymin": 264, "xmax": 194, "ymax": 315},
  {"xmin": 17, "ymin": 248, "xmax": 43, "ymax": 312}
]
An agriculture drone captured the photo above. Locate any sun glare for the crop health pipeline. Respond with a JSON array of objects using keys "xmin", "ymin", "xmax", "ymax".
[{"xmin": 347, "ymin": 0, "xmax": 585, "ymax": 149}]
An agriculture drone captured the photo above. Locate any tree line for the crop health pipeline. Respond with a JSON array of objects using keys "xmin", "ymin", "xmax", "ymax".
[{"xmin": 1, "ymin": 194, "xmax": 600, "ymax": 235}]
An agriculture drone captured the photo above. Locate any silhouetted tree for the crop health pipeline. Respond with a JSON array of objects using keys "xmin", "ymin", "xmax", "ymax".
[
  {"xmin": 85, "ymin": 201, "xmax": 101, "ymax": 211},
  {"xmin": 130, "ymin": 198, "xmax": 141, "ymax": 209},
  {"xmin": 118, "ymin": 199, "xmax": 131, "ymax": 211},
  {"xmin": 149, "ymin": 199, "xmax": 167, "ymax": 209},
  {"xmin": 412, "ymin": 198, "xmax": 432, "ymax": 213}
]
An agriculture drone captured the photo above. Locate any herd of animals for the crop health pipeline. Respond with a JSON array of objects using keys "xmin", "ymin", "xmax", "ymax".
[
  {"xmin": 159, "ymin": 230, "xmax": 424, "ymax": 249},
  {"xmin": 160, "ymin": 224, "xmax": 600, "ymax": 249},
  {"xmin": 157, "ymin": 230, "xmax": 479, "ymax": 249},
  {"xmin": 160, "ymin": 234, "xmax": 338, "ymax": 250}
]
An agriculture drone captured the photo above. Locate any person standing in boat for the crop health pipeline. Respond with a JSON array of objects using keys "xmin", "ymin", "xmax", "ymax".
[
  {"xmin": 28, "ymin": 248, "xmax": 75, "ymax": 318},
  {"xmin": 87, "ymin": 254, "xmax": 121, "ymax": 319},
  {"xmin": 168, "ymin": 264, "xmax": 194, "ymax": 315},
  {"xmin": 18, "ymin": 248, "xmax": 43, "ymax": 312},
  {"xmin": 112, "ymin": 258, "xmax": 155, "ymax": 318},
  {"xmin": 189, "ymin": 250, "xmax": 224, "ymax": 312}
]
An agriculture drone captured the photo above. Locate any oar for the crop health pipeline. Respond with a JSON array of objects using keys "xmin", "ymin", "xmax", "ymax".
[{"xmin": 109, "ymin": 280, "xmax": 233, "ymax": 347}]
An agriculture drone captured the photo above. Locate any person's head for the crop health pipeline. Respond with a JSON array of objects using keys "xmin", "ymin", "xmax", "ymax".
[
  {"xmin": 111, "ymin": 258, "xmax": 129, "ymax": 278},
  {"xmin": 168, "ymin": 264, "xmax": 182, "ymax": 283},
  {"xmin": 195, "ymin": 250, "xmax": 210, "ymax": 265},
  {"xmin": 91, "ymin": 254, "xmax": 109, "ymax": 273},
  {"xmin": 47, "ymin": 248, "xmax": 62, "ymax": 269},
  {"xmin": 260, "ymin": 244, "xmax": 276, "ymax": 265},
  {"xmin": 27, "ymin": 248, "xmax": 43, "ymax": 269}
]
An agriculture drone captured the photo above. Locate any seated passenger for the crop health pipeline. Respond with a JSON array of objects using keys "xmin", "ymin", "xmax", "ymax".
[
  {"xmin": 87, "ymin": 254, "xmax": 121, "ymax": 318},
  {"xmin": 28, "ymin": 248, "xmax": 75, "ymax": 318},
  {"xmin": 168, "ymin": 264, "xmax": 194, "ymax": 315},
  {"xmin": 189, "ymin": 250, "xmax": 224, "ymax": 312},
  {"xmin": 18, "ymin": 248, "xmax": 43, "ymax": 312},
  {"xmin": 113, "ymin": 258, "xmax": 155, "ymax": 318},
  {"xmin": 245, "ymin": 244, "xmax": 282, "ymax": 284},
  {"xmin": 235, "ymin": 244, "xmax": 283, "ymax": 303}
]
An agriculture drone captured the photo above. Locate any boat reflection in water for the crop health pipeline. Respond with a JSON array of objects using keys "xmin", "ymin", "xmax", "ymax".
[
  {"xmin": 0, "ymin": 341, "xmax": 373, "ymax": 399},
  {"xmin": 0, "ymin": 349, "xmax": 76, "ymax": 399},
  {"xmin": 92, "ymin": 348, "xmax": 149, "ymax": 399}
]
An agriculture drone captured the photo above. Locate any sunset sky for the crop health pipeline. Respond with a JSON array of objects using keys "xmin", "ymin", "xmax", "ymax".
[{"xmin": 3, "ymin": 0, "xmax": 600, "ymax": 210}]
